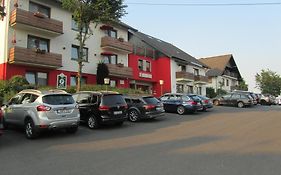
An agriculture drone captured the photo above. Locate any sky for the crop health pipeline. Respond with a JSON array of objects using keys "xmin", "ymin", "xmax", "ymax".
[{"xmin": 121, "ymin": 0, "xmax": 281, "ymax": 93}]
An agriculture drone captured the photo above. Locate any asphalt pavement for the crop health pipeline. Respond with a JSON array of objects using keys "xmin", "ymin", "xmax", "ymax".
[{"xmin": 1, "ymin": 105, "xmax": 281, "ymax": 175}]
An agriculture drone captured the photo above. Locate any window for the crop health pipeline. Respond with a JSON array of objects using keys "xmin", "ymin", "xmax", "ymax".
[
  {"xmin": 187, "ymin": 86, "xmax": 193, "ymax": 94},
  {"xmin": 222, "ymin": 78, "xmax": 225, "ymax": 86},
  {"xmin": 9, "ymin": 94, "xmax": 24, "ymax": 105},
  {"xmin": 27, "ymin": 35, "xmax": 49, "ymax": 52},
  {"xmin": 226, "ymin": 79, "xmax": 229, "ymax": 86},
  {"xmin": 70, "ymin": 75, "xmax": 87, "ymax": 86},
  {"xmin": 146, "ymin": 61, "xmax": 151, "ymax": 72},
  {"xmin": 110, "ymin": 80, "xmax": 116, "ymax": 87},
  {"xmin": 71, "ymin": 17, "xmax": 87, "ymax": 32},
  {"xmin": 29, "ymin": 2, "xmax": 50, "ymax": 18},
  {"xmin": 103, "ymin": 55, "xmax": 117, "ymax": 64},
  {"xmin": 181, "ymin": 65, "xmax": 186, "ymax": 72},
  {"xmin": 21, "ymin": 93, "xmax": 38, "ymax": 104},
  {"xmin": 176, "ymin": 84, "xmax": 184, "ymax": 93},
  {"xmin": 138, "ymin": 59, "xmax": 143, "ymax": 70},
  {"xmin": 71, "ymin": 45, "xmax": 88, "ymax": 61},
  {"xmin": 76, "ymin": 93, "xmax": 91, "ymax": 104},
  {"xmin": 106, "ymin": 29, "xmax": 117, "ymax": 38},
  {"xmin": 194, "ymin": 68, "xmax": 199, "ymax": 76},
  {"xmin": 25, "ymin": 72, "xmax": 47, "ymax": 86}
]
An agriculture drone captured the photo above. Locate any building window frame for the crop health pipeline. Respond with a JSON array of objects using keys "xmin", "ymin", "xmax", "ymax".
[
  {"xmin": 103, "ymin": 55, "xmax": 118, "ymax": 64},
  {"xmin": 106, "ymin": 29, "xmax": 117, "ymax": 38},
  {"xmin": 70, "ymin": 75, "xmax": 87, "ymax": 86},
  {"xmin": 27, "ymin": 35, "xmax": 50, "ymax": 52},
  {"xmin": 71, "ymin": 45, "xmax": 88, "ymax": 62},
  {"xmin": 25, "ymin": 71, "xmax": 48, "ymax": 86},
  {"xmin": 29, "ymin": 1, "xmax": 50, "ymax": 18}
]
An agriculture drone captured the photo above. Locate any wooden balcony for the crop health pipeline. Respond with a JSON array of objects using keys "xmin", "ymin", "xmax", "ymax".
[
  {"xmin": 194, "ymin": 75, "xmax": 209, "ymax": 84},
  {"xmin": 106, "ymin": 63, "xmax": 133, "ymax": 78},
  {"xmin": 176, "ymin": 71, "xmax": 194, "ymax": 82},
  {"xmin": 10, "ymin": 8, "xmax": 63, "ymax": 36},
  {"xmin": 9, "ymin": 46, "xmax": 62, "ymax": 69},
  {"xmin": 101, "ymin": 36, "xmax": 133, "ymax": 53}
]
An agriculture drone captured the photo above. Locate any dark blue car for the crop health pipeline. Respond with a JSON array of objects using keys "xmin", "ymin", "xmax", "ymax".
[{"xmin": 160, "ymin": 93, "xmax": 203, "ymax": 115}]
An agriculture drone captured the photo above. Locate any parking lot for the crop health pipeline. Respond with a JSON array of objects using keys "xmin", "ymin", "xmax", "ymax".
[{"xmin": 1, "ymin": 105, "xmax": 281, "ymax": 175}]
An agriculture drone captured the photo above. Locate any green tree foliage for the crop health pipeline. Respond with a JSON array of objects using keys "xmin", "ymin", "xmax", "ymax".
[
  {"xmin": 236, "ymin": 78, "xmax": 248, "ymax": 91},
  {"xmin": 206, "ymin": 87, "xmax": 217, "ymax": 98},
  {"xmin": 96, "ymin": 62, "xmax": 109, "ymax": 84},
  {"xmin": 255, "ymin": 69, "xmax": 281, "ymax": 96},
  {"xmin": 62, "ymin": 0, "xmax": 127, "ymax": 92}
]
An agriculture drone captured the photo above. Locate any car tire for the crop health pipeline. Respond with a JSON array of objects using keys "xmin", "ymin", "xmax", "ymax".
[
  {"xmin": 128, "ymin": 109, "xmax": 140, "ymax": 122},
  {"xmin": 237, "ymin": 101, "xmax": 244, "ymax": 108},
  {"xmin": 66, "ymin": 126, "xmax": 78, "ymax": 134},
  {"xmin": 25, "ymin": 119, "xmax": 39, "ymax": 139},
  {"xmin": 213, "ymin": 100, "xmax": 220, "ymax": 106},
  {"xmin": 87, "ymin": 115, "xmax": 99, "ymax": 129},
  {"xmin": 177, "ymin": 106, "xmax": 185, "ymax": 115}
]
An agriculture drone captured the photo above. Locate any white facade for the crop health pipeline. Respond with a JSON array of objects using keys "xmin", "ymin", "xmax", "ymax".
[
  {"xmin": 208, "ymin": 75, "xmax": 239, "ymax": 93},
  {"xmin": 2, "ymin": 0, "xmax": 129, "ymax": 74}
]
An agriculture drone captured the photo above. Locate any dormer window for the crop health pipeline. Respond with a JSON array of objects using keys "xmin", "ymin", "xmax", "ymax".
[{"xmin": 29, "ymin": 2, "xmax": 50, "ymax": 18}]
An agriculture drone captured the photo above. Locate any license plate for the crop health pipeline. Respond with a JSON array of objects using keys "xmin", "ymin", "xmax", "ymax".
[
  {"xmin": 156, "ymin": 107, "xmax": 163, "ymax": 111},
  {"xmin": 114, "ymin": 111, "xmax": 122, "ymax": 115},
  {"xmin": 57, "ymin": 109, "xmax": 72, "ymax": 114}
]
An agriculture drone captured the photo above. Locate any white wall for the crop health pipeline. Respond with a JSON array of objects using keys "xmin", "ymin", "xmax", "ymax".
[{"xmin": 170, "ymin": 59, "xmax": 178, "ymax": 93}]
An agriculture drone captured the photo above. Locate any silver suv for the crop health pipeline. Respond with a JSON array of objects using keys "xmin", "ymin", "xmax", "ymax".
[{"xmin": 1, "ymin": 89, "xmax": 80, "ymax": 139}]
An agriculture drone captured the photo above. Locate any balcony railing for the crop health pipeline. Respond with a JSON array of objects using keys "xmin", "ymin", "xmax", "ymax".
[
  {"xmin": 194, "ymin": 75, "xmax": 208, "ymax": 84},
  {"xmin": 176, "ymin": 71, "xmax": 194, "ymax": 82},
  {"xmin": 223, "ymin": 71, "xmax": 238, "ymax": 79},
  {"xmin": 10, "ymin": 8, "xmax": 63, "ymax": 35},
  {"xmin": 106, "ymin": 63, "xmax": 133, "ymax": 78},
  {"xmin": 101, "ymin": 36, "xmax": 133, "ymax": 53},
  {"xmin": 9, "ymin": 46, "xmax": 62, "ymax": 69}
]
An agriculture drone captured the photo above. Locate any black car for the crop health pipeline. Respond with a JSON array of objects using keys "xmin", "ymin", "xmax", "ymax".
[
  {"xmin": 124, "ymin": 96, "xmax": 165, "ymax": 122},
  {"xmin": 73, "ymin": 91, "xmax": 128, "ymax": 129},
  {"xmin": 160, "ymin": 93, "xmax": 203, "ymax": 115}
]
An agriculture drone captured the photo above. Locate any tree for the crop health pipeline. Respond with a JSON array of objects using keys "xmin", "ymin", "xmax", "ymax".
[
  {"xmin": 236, "ymin": 78, "xmax": 248, "ymax": 91},
  {"xmin": 255, "ymin": 69, "xmax": 281, "ymax": 96},
  {"xmin": 62, "ymin": 0, "xmax": 127, "ymax": 92},
  {"xmin": 206, "ymin": 87, "xmax": 217, "ymax": 98},
  {"xmin": 96, "ymin": 62, "xmax": 109, "ymax": 84}
]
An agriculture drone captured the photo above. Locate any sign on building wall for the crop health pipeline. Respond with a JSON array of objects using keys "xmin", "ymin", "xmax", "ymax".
[
  {"xmin": 57, "ymin": 73, "xmax": 67, "ymax": 89},
  {"xmin": 139, "ymin": 72, "xmax": 152, "ymax": 79}
]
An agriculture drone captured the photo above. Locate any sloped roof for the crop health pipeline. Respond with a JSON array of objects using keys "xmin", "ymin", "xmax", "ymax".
[
  {"xmin": 199, "ymin": 54, "xmax": 232, "ymax": 71},
  {"xmin": 199, "ymin": 54, "xmax": 242, "ymax": 79},
  {"xmin": 130, "ymin": 30, "xmax": 208, "ymax": 68}
]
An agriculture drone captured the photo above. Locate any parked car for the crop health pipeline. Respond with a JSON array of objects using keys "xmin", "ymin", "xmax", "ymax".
[
  {"xmin": 260, "ymin": 94, "xmax": 275, "ymax": 105},
  {"xmin": 1, "ymin": 89, "xmax": 80, "ymax": 139},
  {"xmin": 232, "ymin": 90, "xmax": 258, "ymax": 105},
  {"xmin": 160, "ymin": 93, "xmax": 203, "ymax": 115},
  {"xmin": 212, "ymin": 93, "xmax": 253, "ymax": 108},
  {"xmin": 275, "ymin": 96, "xmax": 281, "ymax": 105},
  {"xmin": 72, "ymin": 91, "xmax": 128, "ymax": 129},
  {"xmin": 124, "ymin": 95, "xmax": 165, "ymax": 122},
  {"xmin": 196, "ymin": 95, "xmax": 213, "ymax": 111},
  {"xmin": 0, "ymin": 108, "xmax": 3, "ymax": 136}
]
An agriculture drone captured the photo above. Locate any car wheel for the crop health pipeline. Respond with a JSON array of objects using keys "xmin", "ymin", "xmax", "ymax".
[
  {"xmin": 177, "ymin": 106, "xmax": 185, "ymax": 115},
  {"xmin": 213, "ymin": 100, "xmax": 220, "ymax": 106},
  {"xmin": 66, "ymin": 126, "xmax": 78, "ymax": 134},
  {"xmin": 25, "ymin": 119, "xmax": 39, "ymax": 139},
  {"xmin": 87, "ymin": 115, "xmax": 99, "ymax": 129},
  {"xmin": 128, "ymin": 109, "xmax": 140, "ymax": 122},
  {"xmin": 237, "ymin": 101, "xmax": 244, "ymax": 108}
]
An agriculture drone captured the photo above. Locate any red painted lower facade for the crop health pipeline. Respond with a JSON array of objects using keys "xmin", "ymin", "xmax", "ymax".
[
  {"xmin": 1, "ymin": 54, "xmax": 171, "ymax": 97},
  {"xmin": 128, "ymin": 54, "xmax": 171, "ymax": 97}
]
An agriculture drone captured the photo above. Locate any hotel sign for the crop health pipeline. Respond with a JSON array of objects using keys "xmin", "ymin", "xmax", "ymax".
[{"xmin": 139, "ymin": 72, "xmax": 152, "ymax": 79}]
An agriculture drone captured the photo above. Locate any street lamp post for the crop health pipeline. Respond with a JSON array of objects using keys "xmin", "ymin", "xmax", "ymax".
[
  {"xmin": 104, "ymin": 78, "xmax": 110, "ymax": 91},
  {"xmin": 159, "ymin": 80, "xmax": 164, "ymax": 96}
]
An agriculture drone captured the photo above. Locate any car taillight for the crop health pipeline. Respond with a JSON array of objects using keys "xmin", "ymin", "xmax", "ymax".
[
  {"xmin": 185, "ymin": 101, "xmax": 197, "ymax": 105},
  {"xmin": 99, "ymin": 105, "xmax": 110, "ymax": 111},
  {"xmin": 37, "ymin": 105, "xmax": 51, "ymax": 112},
  {"xmin": 123, "ymin": 105, "xmax": 128, "ymax": 109},
  {"xmin": 144, "ymin": 104, "xmax": 155, "ymax": 110},
  {"xmin": 204, "ymin": 100, "xmax": 209, "ymax": 104}
]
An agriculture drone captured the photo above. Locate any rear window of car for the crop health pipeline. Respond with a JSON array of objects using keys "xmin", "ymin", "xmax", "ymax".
[
  {"xmin": 142, "ymin": 97, "xmax": 160, "ymax": 104},
  {"xmin": 42, "ymin": 94, "xmax": 75, "ymax": 105},
  {"xmin": 102, "ymin": 94, "xmax": 126, "ymax": 106},
  {"xmin": 189, "ymin": 95, "xmax": 201, "ymax": 102}
]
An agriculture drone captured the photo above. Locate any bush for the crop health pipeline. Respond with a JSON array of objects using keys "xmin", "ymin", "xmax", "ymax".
[
  {"xmin": 206, "ymin": 87, "xmax": 217, "ymax": 98},
  {"xmin": 8, "ymin": 75, "xmax": 30, "ymax": 92}
]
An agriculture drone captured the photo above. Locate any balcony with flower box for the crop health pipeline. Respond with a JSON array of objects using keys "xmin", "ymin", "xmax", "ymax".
[
  {"xmin": 9, "ymin": 46, "xmax": 62, "ymax": 69},
  {"xmin": 176, "ymin": 71, "xmax": 195, "ymax": 82},
  {"xmin": 194, "ymin": 75, "xmax": 209, "ymax": 84},
  {"xmin": 101, "ymin": 36, "xmax": 133, "ymax": 54},
  {"xmin": 106, "ymin": 63, "xmax": 133, "ymax": 78},
  {"xmin": 10, "ymin": 8, "xmax": 63, "ymax": 36}
]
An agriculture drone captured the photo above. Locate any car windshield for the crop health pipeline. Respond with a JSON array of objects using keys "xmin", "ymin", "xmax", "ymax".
[
  {"xmin": 143, "ymin": 97, "xmax": 160, "ymax": 104},
  {"xmin": 42, "ymin": 94, "xmax": 75, "ymax": 105},
  {"xmin": 102, "ymin": 94, "xmax": 126, "ymax": 106}
]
